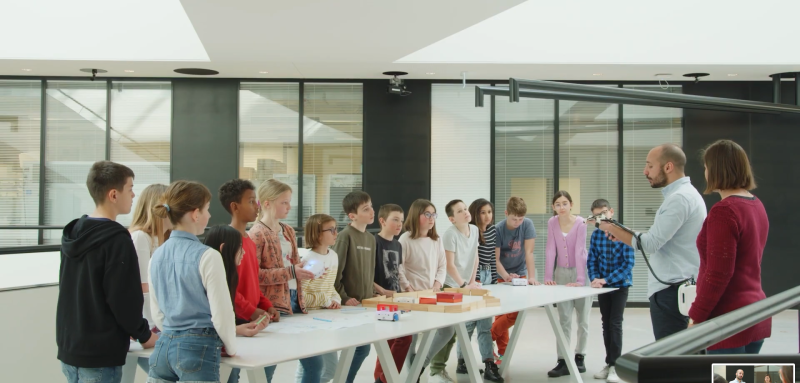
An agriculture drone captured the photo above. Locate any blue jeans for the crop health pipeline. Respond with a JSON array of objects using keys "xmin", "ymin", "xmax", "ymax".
[
  {"xmin": 61, "ymin": 363, "xmax": 122, "ymax": 383},
  {"xmin": 148, "ymin": 328, "xmax": 222, "ymax": 383},
  {"xmin": 707, "ymin": 339, "xmax": 764, "ymax": 355},
  {"xmin": 296, "ymin": 344, "xmax": 369, "ymax": 383},
  {"xmin": 227, "ymin": 366, "xmax": 277, "ymax": 383},
  {"xmin": 137, "ymin": 357, "xmax": 149, "ymax": 374},
  {"xmin": 456, "ymin": 318, "xmax": 494, "ymax": 361}
]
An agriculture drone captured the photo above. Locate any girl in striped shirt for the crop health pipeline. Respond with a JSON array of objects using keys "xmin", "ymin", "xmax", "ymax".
[
  {"xmin": 469, "ymin": 198, "xmax": 498, "ymax": 285},
  {"xmin": 296, "ymin": 214, "xmax": 341, "ymax": 383}
]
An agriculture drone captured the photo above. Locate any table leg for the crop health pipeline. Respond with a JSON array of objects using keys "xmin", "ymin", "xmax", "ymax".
[
  {"xmin": 497, "ymin": 309, "xmax": 528, "ymax": 376},
  {"xmin": 374, "ymin": 339, "xmax": 401, "ymax": 383},
  {"xmin": 121, "ymin": 354, "xmax": 138, "ymax": 383},
  {"xmin": 332, "ymin": 346, "xmax": 356, "ymax": 383},
  {"xmin": 403, "ymin": 330, "xmax": 436, "ymax": 383},
  {"xmin": 545, "ymin": 304, "xmax": 583, "ymax": 383},
  {"xmin": 455, "ymin": 322, "xmax": 484, "ymax": 383},
  {"xmin": 245, "ymin": 367, "xmax": 269, "ymax": 383},
  {"xmin": 219, "ymin": 364, "xmax": 232, "ymax": 383}
]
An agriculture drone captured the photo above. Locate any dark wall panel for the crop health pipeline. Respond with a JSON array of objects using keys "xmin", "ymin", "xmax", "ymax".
[
  {"xmin": 683, "ymin": 81, "xmax": 800, "ymax": 298},
  {"xmin": 171, "ymin": 79, "xmax": 239, "ymax": 226},
  {"xmin": 363, "ymin": 80, "xmax": 432, "ymax": 229}
]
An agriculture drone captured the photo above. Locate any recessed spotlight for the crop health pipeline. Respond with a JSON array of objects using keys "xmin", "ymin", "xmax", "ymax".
[
  {"xmin": 22, "ymin": 69, "xmax": 31, "ymax": 72},
  {"xmin": 426, "ymin": 72, "xmax": 435, "ymax": 75},
  {"xmin": 592, "ymin": 73, "xmax": 602, "ymax": 76},
  {"xmin": 727, "ymin": 74, "xmax": 738, "ymax": 77},
  {"xmin": 259, "ymin": 71, "xmax": 269, "ymax": 74},
  {"xmin": 124, "ymin": 70, "xmax": 135, "ymax": 73}
]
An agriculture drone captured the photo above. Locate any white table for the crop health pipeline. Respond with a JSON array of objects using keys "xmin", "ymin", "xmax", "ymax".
[{"xmin": 127, "ymin": 285, "xmax": 610, "ymax": 383}]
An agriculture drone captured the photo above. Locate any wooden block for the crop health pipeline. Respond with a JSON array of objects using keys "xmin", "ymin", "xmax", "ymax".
[
  {"xmin": 427, "ymin": 305, "xmax": 446, "ymax": 313},
  {"xmin": 419, "ymin": 297, "xmax": 437, "ymax": 305},
  {"xmin": 484, "ymin": 298, "xmax": 501, "ymax": 307},
  {"xmin": 444, "ymin": 305, "xmax": 465, "ymax": 313}
]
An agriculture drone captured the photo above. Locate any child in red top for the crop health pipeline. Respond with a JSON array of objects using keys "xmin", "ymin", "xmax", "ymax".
[{"xmin": 219, "ymin": 179, "xmax": 279, "ymax": 323}]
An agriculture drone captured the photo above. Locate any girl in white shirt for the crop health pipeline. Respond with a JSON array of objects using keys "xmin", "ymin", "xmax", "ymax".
[
  {"xmin": 398, "ymin": 199, "xmax": 446, "ymax": 293},
  {"xmin": 128, "ymin": 183, "xmax": 170, "ymax": 374}
]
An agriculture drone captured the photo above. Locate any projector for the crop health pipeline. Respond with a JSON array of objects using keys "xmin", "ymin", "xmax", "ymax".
[{"xmin": 384, "ymin": 71, "xmax": 411, "ymax": 96}]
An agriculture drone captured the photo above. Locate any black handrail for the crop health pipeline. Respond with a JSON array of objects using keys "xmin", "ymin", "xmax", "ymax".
[{"xmin": 616, "ymin": 284, "xmax": 800, "ymax": 383}]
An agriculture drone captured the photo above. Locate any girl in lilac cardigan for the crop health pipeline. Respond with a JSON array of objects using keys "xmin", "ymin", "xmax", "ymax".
[{"xmin": 543, "ymin": 191, "xmax": 590, "ymax": 377}]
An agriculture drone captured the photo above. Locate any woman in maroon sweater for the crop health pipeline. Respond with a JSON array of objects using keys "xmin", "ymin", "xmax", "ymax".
[{"xmin": 688, "ymin": 139, "xmax": 770, "ymax": 354}]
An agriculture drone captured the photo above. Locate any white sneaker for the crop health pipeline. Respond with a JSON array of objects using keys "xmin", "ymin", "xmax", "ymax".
[
  {"xmin": 606, "ymin": 366, "xmax": 620, "ymax": 383},
  {"xmin": 429, "ymin": 370, "xmax": 456, "ymax": 383},
  {"xmin": 594, "ymin": 365, "xmax": 610, "ymax": 379}
]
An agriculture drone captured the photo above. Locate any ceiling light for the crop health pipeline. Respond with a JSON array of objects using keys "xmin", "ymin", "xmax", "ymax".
[
  {"xmin": 124, "ymin": 70, "xmax": 135, "ymax": 73},
  {"xmin": 22, "ymin": 69, "xmax": 31, "ymax": 71},
  {"xmin": 426, "ymin": 72, "xmax": 435, "ymax": 75},
  {"xmin": 592, "ymin": 73, "xmax": 602, "ymax": 76},
  {"xmin": 728, "ymin": 73, "xmax": 738, "ymax": 77},
  {"xmin": 259, "ymin": 71, "xmax": 269, "ymax": 74}
]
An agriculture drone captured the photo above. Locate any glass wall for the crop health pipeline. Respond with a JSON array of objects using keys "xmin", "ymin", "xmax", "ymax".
[
  {"xmin": 494, "ymin": 98, "xmax": 555, "ymax": 282},
  {"xmin": 44, "ymin": 81, "xmax": 107, "ymax": 242},
  {"xmin": 110, "ymin": 81, "xmax": 171, "ymax": 227},
  {"xmin": 0, "ymin": 80, "xmax": 41, "ymax": 247},
  {"xmin": 303, "ymin": 83, "xmax": 363, "ymax": 224},
  {"xmin": 622, "ymin": 85, "xmax": 683, "ymax": 301},
  {"xmin": 239, "ymin": 82, "xmax": 301, "ymax": 228},
  {"xmin": 431, "ymin": 84, "xmax": 491, "ymax": 230}
]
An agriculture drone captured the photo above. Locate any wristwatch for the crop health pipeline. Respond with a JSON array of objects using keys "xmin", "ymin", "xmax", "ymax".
[{"xmin": 460, "ymin": 281, "xmax": 468, "ymax": 288}]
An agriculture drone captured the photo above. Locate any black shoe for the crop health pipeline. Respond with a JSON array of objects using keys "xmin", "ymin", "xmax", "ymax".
[
  {"xmin": 483, "ymin": 360, "xmax": 505, "ymax": 382},
  {"xmin": 575, "ymin": 354, "xmax": 586, "ymax": 373},
  {"xmin": 456, "ymin": 358, "xmax": 468, "ymax": 374},
  {"xmin": 548, "ymin": 359, "xmax": 570, "ymax": 377},
  {"xmin": 375, "ymin": 379, "xmax": 383, "ymax": 383}
]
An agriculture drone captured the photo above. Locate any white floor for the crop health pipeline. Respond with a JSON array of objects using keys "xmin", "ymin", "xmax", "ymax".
[{"xmin": 222, "ymin": 308, "xmax": 798, "ymax": 383}]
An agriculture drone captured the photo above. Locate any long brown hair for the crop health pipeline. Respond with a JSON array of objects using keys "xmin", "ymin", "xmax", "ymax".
[
  {"xmin": 130, "ymin": 184, "xmax": 169, "ymax": 246},
  {"xmin": 469, "ymin": 198, "xmax": 494, "ymax": 245},
  {"xmin": 203, "ymin": 225, "xmax": 242, "ymax": 310},
  {"xmin": 153, "ymin": 181, "xmax": 212, "ymax": 225},
  {"xmin": 551, "ymin": 190, "xmax": 573, "ymax": 216},
  {"xmin": 404, "ymin": 199, "xmax": 439, "ymax": 240}
]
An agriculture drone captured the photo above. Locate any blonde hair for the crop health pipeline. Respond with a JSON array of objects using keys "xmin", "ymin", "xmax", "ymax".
[
  {"xmin": 256, "ymin": 179, "xmax": 293, "ymax": 221},
  {"xmin": 129, "ymin": 184, "xmax": 169, "ymax": 245},
  {"xmin": 403, "ymin": 199, "xmax": 439, "ymax": 240},
  {"xmin": 303, "ymin": 214, "xmax": 336, "ymax": 249}
]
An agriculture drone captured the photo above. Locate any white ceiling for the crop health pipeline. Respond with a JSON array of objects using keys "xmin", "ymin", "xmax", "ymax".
[{"xmin": 1, "ymin": 0, "xmax": 799, "ymax": 81}]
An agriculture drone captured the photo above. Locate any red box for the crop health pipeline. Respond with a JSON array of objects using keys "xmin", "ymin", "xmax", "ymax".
[
  {"xmin": 377, "ymin": 304, "xmax": 399, "ymax": 312},
  {"xmin": 436, "ymin": 292, "xmax": 463, "ymax": 303},
  {"xmin": 419, "ymin": 297, "xmax": 437, "ymax": 305}
]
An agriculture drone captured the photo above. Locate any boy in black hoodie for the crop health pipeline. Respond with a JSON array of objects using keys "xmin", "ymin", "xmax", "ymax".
[{"xmin": 57, "ymin": 161, "xmax": 157, "ymax": 383}]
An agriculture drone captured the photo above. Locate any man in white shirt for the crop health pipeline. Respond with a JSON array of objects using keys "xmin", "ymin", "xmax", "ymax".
[
  {"xmin": 599, "ymin": 144, "xmax": 706, "ymax": 340},
  {"xmin": 730, "ymin": 369, "xmax": 745, "ymax": 383}
]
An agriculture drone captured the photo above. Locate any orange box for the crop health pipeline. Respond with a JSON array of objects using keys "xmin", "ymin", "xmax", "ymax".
[
  {"xmin": 436, "ymin": 292, "xmax": 463, "ymax": 303},
  {"xmin": 377, "ymin": 304, "xmax": 399, "ymax": 312},
  {"xmin": 419, "ymin": 297, "xmax": 437, "ymax": 305}
]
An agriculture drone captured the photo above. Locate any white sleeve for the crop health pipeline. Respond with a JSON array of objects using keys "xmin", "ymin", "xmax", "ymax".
[
  {"xmin": 148, "ymin": 257, "xmax": 164, "ymax": 331},
  {"xmin": 199, "ymin": 249, "xmax": 238, "ymax": 356},
  {"xmin": 131, "ymin": 231, "xmax": 153, "ymax": 283}
]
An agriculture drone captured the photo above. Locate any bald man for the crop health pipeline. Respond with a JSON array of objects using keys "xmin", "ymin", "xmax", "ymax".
[
  {"xmin": 731, "ymin": 369, "xmax": 745, "ymax": 383},
  {"xmin": 599, "ymin": 144, "xmax": 706, "ymax": 340}
]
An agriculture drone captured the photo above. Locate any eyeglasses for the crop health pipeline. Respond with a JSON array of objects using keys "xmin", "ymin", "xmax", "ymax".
[
  {"xmin": 422, "ymin": 212, "xmax": 438, "ymax": 219},
  {"xmin": 321, "ymin": 227, "xmax": 338, "ymax": 235}
]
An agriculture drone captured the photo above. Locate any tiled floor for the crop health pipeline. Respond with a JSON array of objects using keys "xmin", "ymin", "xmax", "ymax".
[{"xmin": 228, "ymin": 308, "xmax": 799, "ymax": 383}]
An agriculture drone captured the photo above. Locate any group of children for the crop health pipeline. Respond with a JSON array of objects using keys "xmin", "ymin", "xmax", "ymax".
[{"xmin": 55, "ymin": 160, "xmax": 635, "ymax": 383}]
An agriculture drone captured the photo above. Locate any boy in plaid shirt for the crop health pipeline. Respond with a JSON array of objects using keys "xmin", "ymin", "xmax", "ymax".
[{"xmin": 586, "ymin": 199, "xmax": 634, "ymax": 383}]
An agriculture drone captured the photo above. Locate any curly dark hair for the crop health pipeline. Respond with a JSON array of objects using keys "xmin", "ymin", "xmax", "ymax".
[{"xmin": 219, "ymin": 179, "xmax": 256, "ymax": 214}]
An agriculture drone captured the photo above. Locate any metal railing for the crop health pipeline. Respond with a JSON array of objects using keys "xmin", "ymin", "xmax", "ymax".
[
  {"xmin": 616, "ymin": 284, "xmax": 800, "ymax": 383},
  {"xmin": 0, "ymin": 225, "xmax": 381, "ymax": 255}
]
